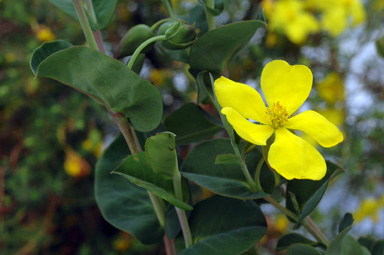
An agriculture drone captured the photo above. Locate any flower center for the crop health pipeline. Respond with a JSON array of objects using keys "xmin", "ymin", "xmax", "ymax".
[{"xmin": 265, "ymin": 101, "xmax": 289, "ymax": 129}]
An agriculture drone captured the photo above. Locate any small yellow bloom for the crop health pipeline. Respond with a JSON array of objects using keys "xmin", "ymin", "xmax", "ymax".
[
  {"xmin": 64, "ymin": 150, "xmax": 90, "ymax": 177},
  {"xmin": 263, "ymin": 0, "xmax": 319, "ymax": 44},
  {"xmin": 214, "ymin": 60, "xmax": 343, "ymax": 180},
  {"xmin": 317, "ymin": 72, "xmax": 345, "ymax": 104},
  {"xmin": 36, "ymin": 26, "xmax": 56, "ymax": 42},
  {"xmin": 354, "ymin": 197, "xmax": 383, "ymax": 222}
]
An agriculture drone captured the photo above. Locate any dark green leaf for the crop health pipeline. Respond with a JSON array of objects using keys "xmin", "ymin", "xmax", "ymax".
[
  {"xmin": 117, "ymin": 24, "xmax": 155, "ymax": 58},
  {"xmin": 341, "ymin": 235, "xmax": 365, "ymax": 255},
  {"xmin": 94, "ymin": 135, "xmax": 163, "ymax": 244},
  {"xmin": 181, "ymin": 139, "xmax": 269, "ymax": 199},
  {"xmin": 49, "ymin": 0, "xmax": 118, "ymax": 30},
  {"xmin": 36, "ymin": 47, "xmax": 162, "ymax": 132},
  {"xmin": 286, "ymin": 161, "xmax": 344, "ymax": 223},
  {"xmin": 287, "ymin": 244, "xmax": 323, "ymax": 255},
  {"xmin": 339, "ymin": 213, "xmax": 354, "ymax": 233},
  {"xmin": 277, "ymin": 233, "xmax": 318, "ymax": 251},
  {"xmin": 30, "ymin": 40, "xmax": 73, "ymax": 75},
  {"xmin": 372, "ymin": 240, "xmax": 384, "ymax": 255},
  {"xmin": 186, "ymin": 4, "xmax": 208, "ymax": 35},
  {"xmin": 195, "ymin": 71, "xmax": 211, "ymax": 104},
  {"xmin": 358, "ymin": 237, "xmax": 376, "ymax": 252},
  {"xmin": 197, "ymin": 0, "xmax": 224, "ymax": 16},
  {"xmin": 164, "ymin": 103, "xmax": 222, "ymax": 145},
  {"xmin": 325, "ymin": 226, "xmax": 352, "ymax": 255},
  {"xmin": 189, "ymin": 20, "xmax": 265, "ymax": 74},
  {"xmin": 113, "ymin": 152, "xmax": 192, "ymax": 210},
  {"xmin": 158, "ymin": 44, "xmax": 190, "ymax": 63},
  {"xmin": 178, "ymin": 196, "xmax": 267, "ymax": 255},
  {"xmin": 215, "ymin": 154, "xmax": 241, "ymax": 165}
]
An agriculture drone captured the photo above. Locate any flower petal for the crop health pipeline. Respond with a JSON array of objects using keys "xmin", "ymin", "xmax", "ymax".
[
  {"xmin": 221, "ymin": 107, "xmax": 274, "ymax": 145},
  {"xmin": 261, "ymin": 60, "xmax": 313, "ymax": 115},
  {"xmin": 214, "ymin": 76, "xmax": 268, "ymax": 124},
  {"xmin": 268, "ymin": 128, "xmax": 326, "ymax": 180},
  {"xmin": 285, "ymin": 110, "xmax": 343, "ymax": 148}
]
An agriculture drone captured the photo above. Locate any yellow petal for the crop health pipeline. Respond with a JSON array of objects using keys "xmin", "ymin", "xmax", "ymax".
[
  {"xmin": 268, "ymin": 128, "xmax": 326, "ymax": 180},
  {"xmin": 214, "ymin": 76, "xmax": 268, "ymax": 124},
  {"xmin": 285, "ymin": 110, "xmax": 343, "ymax": 148},
  {"xmin": 221, "ymin": 107, "xmax": 274, "ymax": 145},
  {"xmin": 261, "ymin": 60, "xmax": 313, "ymax": 115}
]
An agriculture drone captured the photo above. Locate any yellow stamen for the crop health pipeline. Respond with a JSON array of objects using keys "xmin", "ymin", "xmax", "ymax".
[{"xmin": 265, "ymin": 101, "xmax": 289, "ymax": 129}]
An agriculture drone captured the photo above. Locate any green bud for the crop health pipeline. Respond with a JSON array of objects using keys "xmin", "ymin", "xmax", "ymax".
[
  {"xmin": 117, "ymin": 24, "xmax": 155, "ymax": 58},
  {"xmin": 157, "ymin": 20, "xmax": 197, "ymax": 50},
  {"xmin": 376, "ymin": 37, "xmax": 384, "ymax": 59}
]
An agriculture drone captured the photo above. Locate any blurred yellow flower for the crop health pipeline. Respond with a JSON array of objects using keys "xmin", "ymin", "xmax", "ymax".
[
  {"xmin": 64, "ymin": 150, "xmax": 90, "ymax": 177},
  {"xmin": 214, "ymin": 60, "xmax": 343, "ymax": 180},
  {"xmin": 317, "ymin": 108, "xmax": 345, "ymax": 127},
  {"xmin": 5, "ymin": 53, "xmax": 16, "ymax": 63},
  {"xmin": 262, "ymin": 0, "xmax": 319, "ymax": 44},
  {"xmin": 275, "ymin": 214, "xmax": 289, "ymax": 233},
  {"xmin": 36, "ymin": 26, "xmax": 56, "ymax": 42},
  {"xmin": 317, "ymin": 72, "xmax": 345, "ymax": 104},
  {"xmin": 354, "ymin": 197, "xmax": 384, "ymax": 222}
]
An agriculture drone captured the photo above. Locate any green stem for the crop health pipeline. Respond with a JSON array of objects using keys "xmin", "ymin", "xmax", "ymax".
[
  {"xmin": 151, "ymin": 18, "xmax": 172, "ymax": 32},
  {"xmin": 113, "ymin": 113, "xmax": 167, "ymax": 229},
  {"xmin": 264, "ymin": 196, "xmax": 330, "ymax": 246},
  {"xmin": 173, "ymin": 173, "xmax": 193, "ymax": 248},
  {"xmin": 127, "ymin": 35, "xmax": 167, "ymax": 69},
  {"xmin": 254, "ymin": 157, "xmax": 264, "ymax": 191},
  {"xmin": 232, "ymin": 144, "xmax": 258, "ymax": 192},
  {"xmin": 204, "ymin": 0, "xmax": 215, "ymax": 31},
  {"xmin": 72, "ymin": 0, "xmax": 98, "ymax": 51},
  {"xmin": 85, "ymin": 0, "xmax": 97, "ymax": 25},
  {"xmin": 161, "ymin": 0, "xmax": 176, "ymax": 19}
]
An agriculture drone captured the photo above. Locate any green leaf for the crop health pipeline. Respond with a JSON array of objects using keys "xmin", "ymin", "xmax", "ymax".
[
  {"xmin": 94, "ymin": 135, "xmax": 163, "ymax": 245},
  {"xmin": 341, "ymin": 235, "xmax": 365, "ymax": 255},
  {"xmin": 287, "ymin": 244, "xmax": 323, "ymax": 255},
  {"xmin": 181, "ymin": 139, "xmax": 270, "ymax": 199},
  {"xmin": 30, "ymin": 40, "xmax": 73, "ymax": 75},
  {"xmin": 35, "ymin": 46, "xmax": 162, "ymax": 132},
  {"xmin": 145, "ymin": 132, "xmax": 178, "ymax": 180},
  {"xmin": 178, "ymin": 196, "xmax": 267, "ymax": 255},
  {"xmin": 339, "ymin": 213, "xmax": 354, "ymax": 233},
  {"xmin": 197, "ymin": 0, "xmax": 224, "ymax": 16},
  {"xmin": 164, "ymin": 103, "xmax": 222, "ymax": 145},
  {"xmin": 158, "ymin": 44, "xmax": 190, "ymax": 63},
  {"xmin": 372, "ymin": 240, "xmax": 384, "ymax": 255},
  {"xmin": 195, "ymin": 71, "xmax": 211, "ymax": 104},
  {"xmin": 186, "ymin": 4, "xmax": 208, "ymax": 35},
  {"xmin": 189, "ymin": 20, "xmax": 265, "ymax": 74},
  {"xmin": 215, "ymin": 154, "xmax": 241, "ymax": 165},
  {"xmin": 277, "ymin": 233, "xmax": 318, "ymax": 251},
  {"xmin": 286, "ymin": 161, "xmax": 344, "ymax": 224},
  {"xmin": 113, "ymin": 152, "xmax": 192, "ymax": 210},
  {"xmin": 358, "ymin": 237, "xmax": 376, "ymax": 252},
  {"xmin": 325, "ymin": 226, "xmax": 352, "ymax": 255},
  {"xmin": 49, "ymin": 0, "xmax": 118, "ymax": 30}
]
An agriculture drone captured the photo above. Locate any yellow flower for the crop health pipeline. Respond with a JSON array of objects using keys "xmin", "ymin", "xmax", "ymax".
[
  {"xmin": 317, "ymin": 72, "xmax": 345, "ymax": 104},
  {"xmin": 64, "ymin": 150, "xmax": 90, "ymax": 177},
  {"xmin": 36, "ymin": 26, "xmax": 56, "ymax": 42},
  {"xmin": 214, "ymin": 60, "xmax": 343, "ymax": 180},
  {"xmin": 354, "ymin": 197, "xmax": 383, "ymax": 222},
  {"xmin": 263, "ymin": 0, "xmax": 319, "ymax": 44}
]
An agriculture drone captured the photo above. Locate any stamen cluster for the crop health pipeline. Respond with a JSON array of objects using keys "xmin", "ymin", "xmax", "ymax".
[{"xmin": 265, "ymin": 101, "xmax": 289, "ymax": 129}]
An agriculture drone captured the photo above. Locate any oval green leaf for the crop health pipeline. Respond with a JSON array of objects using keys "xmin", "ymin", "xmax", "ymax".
[
  {"xmin": 189, "ymin": 20, "xmax": 265, "ymax": 74},
  {"xmin": 181, "ymin": 138, "xmax": 270, "ymax": 199},
  {"xmin": 277, "ymin": 233, "xmax": 319, "ymax": 251},
  {"xmin": 178, "ymin": 196, "xmax": 267, "ymax": 255},
  {"xmin": 36, "ymin": 46, "xmax": 162, "ymax": 132},
  {"xmin": 164, "ymin": 103, "xmax": 223, "ymax": 145},
  {"xmin": 287, "ymin": 244, "xmax": 323, "ymax": 255},
  {"xmin": 94, "ymin": 135, "xmax": 163, "ymax": 244},
  {"xmin": 113, "ymin": 152, "xmax": 192, "ymax": 210},
  {"xmin": 30, "ymin": 40, "xmax": 73, "ymax": 75}
]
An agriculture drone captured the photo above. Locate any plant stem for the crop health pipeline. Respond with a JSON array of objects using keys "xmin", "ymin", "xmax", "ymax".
[
  {"xmin": 254, "ymin": 157, "xmax": 264, "ymax": 191},
  {"xmin": 163, "ymin": 234, "xmax": 177, "ymax": 255},
  {"xmin": 161, "ymin": 0, "xmax": 176, "ymax": 19},
  {"xmin": 72, "ymin": 0, "xmax": 98, "ymax": 51},
  {"xmin": 84, "ymin": 0, "xmax": 97, "ymax": 25},
  {"xmin": 113, "ymin": 113, "xmax": 168, "ymax": 230},
  {"xmin": 127, "ymin": 35, "xmax": 167, "ymax": 69},
  {"xmin": 264, "ymin": 196, "xmax": 330, "ymax": 246},
  {"xmin": 173, "ymin": 173, "xmax": 193, "ymax": 248},
  {"xmin": 93, "ymin": 30, "xmax": 106, "ymax": 53},
  {"xmin": 204, "ymin": 0, "xmax": 215, "ymax": 31},
  {"xmin": 151, "ymin": 18, "xmax": 172, "ymax": 32},
  {"xmin": 232, "ymin": 144, "xmax": 258, "ymax": 192}
]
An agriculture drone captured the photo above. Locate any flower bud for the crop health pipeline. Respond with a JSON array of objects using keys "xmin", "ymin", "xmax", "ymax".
[
  {"xmin": 157, "ymin": 20, "xmax": 197, "ymax": 50},
  {"xmin": 117, "ymin": 24, "xmax": 155, "ymax": 58}
]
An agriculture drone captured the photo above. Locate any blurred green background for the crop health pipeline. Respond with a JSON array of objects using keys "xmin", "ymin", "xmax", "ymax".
[{"xmin": 1, "ymin": 0, "xmax": 384, "ymax": 254}]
